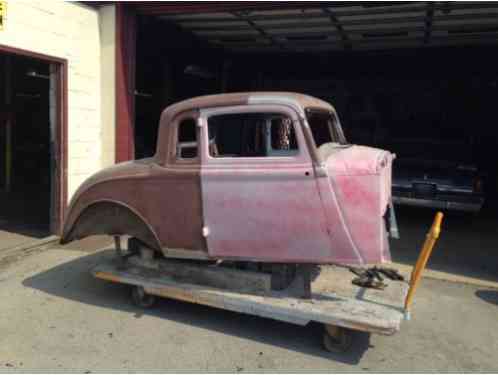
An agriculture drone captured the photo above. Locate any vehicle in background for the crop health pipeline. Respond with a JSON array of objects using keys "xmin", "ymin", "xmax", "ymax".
[{"xmin": 389, "ymin": 138, "xmax": 484, "ymax": 213}]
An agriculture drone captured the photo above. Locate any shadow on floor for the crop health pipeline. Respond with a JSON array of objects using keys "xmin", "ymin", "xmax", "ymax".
[
  {"xmin": 391, "ymin": 204, "xmax": 498, "ymax": 284},
  {"xmin": 22, "ymin": 249, "xmax": 371, "ymax": 365},
  {"xmin": 475, "ymin": 290, "xmax": 498, "ymax": 306},
  {"xmin": 0, "ymin": 222, "xmax": 49, "ymax": 252},
  {"xmin": 0, "ymin": 221, "xmax": 48, "ymax": 238},
  {"xmin": 0, "ymin": 191, "xmax": 50, "ymax": 248}
]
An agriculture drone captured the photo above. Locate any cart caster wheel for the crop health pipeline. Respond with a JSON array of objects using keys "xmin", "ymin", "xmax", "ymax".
[
  {"xmin": 131, "ymin": 286, "xmax": 156, "ymax": 308},
  {"xmin": 322, "ymin": 325, "xmax": 352, "ymax": 353}
]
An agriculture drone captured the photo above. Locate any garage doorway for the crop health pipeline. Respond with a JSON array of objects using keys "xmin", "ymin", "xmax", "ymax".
[
  {"xmin": 121, "ymin": 3, "xmax": 498, "ymax": 285},
  {"xmin": 0, "ymin": 47, "xmax": 67, "ymax": 249}
]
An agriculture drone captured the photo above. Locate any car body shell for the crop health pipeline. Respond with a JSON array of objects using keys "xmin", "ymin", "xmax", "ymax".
[{"xmin": 61, "ymin": 92, "xmax": 395, "ymax": 265}]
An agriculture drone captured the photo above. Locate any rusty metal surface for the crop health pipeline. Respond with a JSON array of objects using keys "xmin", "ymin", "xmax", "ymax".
[{"xmin": 61, "ymin": 160, "xmax": 205, "ymax": 252}]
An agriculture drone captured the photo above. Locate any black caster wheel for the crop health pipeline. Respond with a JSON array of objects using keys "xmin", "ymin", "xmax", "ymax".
[
  {"xmin": 131, "ymin": 285, "xmax": 156, "ymax": 308},
  {"xmin": 322, "ymin": 324, "xmax": 352, "ymax": 353}
]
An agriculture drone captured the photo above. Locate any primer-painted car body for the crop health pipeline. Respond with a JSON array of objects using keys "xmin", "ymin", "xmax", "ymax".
[{"xmin": 61, "ymin": 92, "xmax": 395, "ymax": 265}]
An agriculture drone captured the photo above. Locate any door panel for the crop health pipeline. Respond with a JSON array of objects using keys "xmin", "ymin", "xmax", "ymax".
[
  {"xmin": 202, "ymin": 166, "xmax": 331, "ymax": 262},
  {"xmin": 200, "ymin": 105, "xmax": 331, "ymax": 262}
]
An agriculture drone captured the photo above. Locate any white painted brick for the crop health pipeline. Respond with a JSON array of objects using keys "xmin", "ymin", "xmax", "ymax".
[
  {"xmin": 68, "ymin": 174, "xmax": 92, "ymax": 197},
  {"xmin": 0, "ymin": 1, "xmax": 111, "ymax": 201},
  {"xmin": 68, "ymin": 123, "xmax": 100, "ymax": 140},
  {"xmin": 69, "ymin": 156, "xmax": 102, "ymax": 176}
]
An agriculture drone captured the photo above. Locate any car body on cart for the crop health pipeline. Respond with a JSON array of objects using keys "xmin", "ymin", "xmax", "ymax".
[{"xmin": 61, "ymin": 92, "xmax": 397, "ymax": 265}]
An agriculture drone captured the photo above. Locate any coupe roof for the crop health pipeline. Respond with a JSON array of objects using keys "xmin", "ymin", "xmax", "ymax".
[{"xmin": 160, "ymin": 92, "xmax": 335, "ymax": 124}]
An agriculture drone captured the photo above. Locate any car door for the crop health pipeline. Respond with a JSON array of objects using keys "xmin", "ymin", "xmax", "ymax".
[{"xmin": 200, "ymin": 104, "xmax": 331, "ymax": 262}]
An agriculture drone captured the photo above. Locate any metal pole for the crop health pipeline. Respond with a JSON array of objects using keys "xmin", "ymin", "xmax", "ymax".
[{"xmin": 404, "ymin": 211, "xmax": 443, "ymax": 320}]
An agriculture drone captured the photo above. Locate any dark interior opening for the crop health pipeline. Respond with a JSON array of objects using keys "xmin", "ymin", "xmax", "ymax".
[
  {"xmin": 134, "ymin": 16, "xmax": 498, "ymax": 205},
  {"xmin": 134, "ymin": 17, "xmax": 224, "ymax": 160},
  {"xmin": 0, "ymin": 52, "xmax": 51, "ymax": 240}
]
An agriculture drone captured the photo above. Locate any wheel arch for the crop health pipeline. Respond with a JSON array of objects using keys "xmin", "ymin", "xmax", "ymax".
[{"xmin": 61, "ymin": 200, "xmax": 161, "ymax": 252}]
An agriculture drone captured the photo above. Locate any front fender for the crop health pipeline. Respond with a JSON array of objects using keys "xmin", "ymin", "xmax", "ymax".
[{"xmin": 60, "ymin": 200, "xmax": 161, "ymax": 252}]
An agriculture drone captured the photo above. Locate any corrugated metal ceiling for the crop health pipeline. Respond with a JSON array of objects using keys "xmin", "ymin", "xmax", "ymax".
[{"xmin": 153, "ymin": 2, "xmax": 498, "ymax": 52}]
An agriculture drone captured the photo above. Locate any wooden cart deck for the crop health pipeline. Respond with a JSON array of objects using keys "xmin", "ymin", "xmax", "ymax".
[{"xmin": 93, "ymin": 257, "xmax": 408, "ymax": 336}]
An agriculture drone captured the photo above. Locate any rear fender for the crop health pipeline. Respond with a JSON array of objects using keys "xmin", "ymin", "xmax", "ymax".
[{"xmin": 61, "ymin": 200, "xmax": 161, "ymax": 252}]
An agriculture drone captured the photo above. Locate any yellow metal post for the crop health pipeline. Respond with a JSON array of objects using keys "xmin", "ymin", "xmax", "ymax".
[{"xmin": 404, "ymin": 211, "xmax": 444, "ymax": 320}]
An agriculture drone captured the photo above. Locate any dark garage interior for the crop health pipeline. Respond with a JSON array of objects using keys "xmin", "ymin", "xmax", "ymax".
[
  {"xmin": 0, "ymin": 53, "xmax": 52, "ymax": 247},
  {"xmin": 132, "ymin": 2, "xmax": 498, "ymax": 284}
]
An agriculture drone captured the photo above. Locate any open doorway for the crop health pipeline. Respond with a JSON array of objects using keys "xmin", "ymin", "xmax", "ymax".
[{"xmin": 0, "ymin": 49, "xmax": 66, "ymax": 249}]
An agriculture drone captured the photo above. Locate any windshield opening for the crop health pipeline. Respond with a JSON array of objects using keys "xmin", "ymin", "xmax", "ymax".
[{"xmin": 305, "ymin": 108, "xmax": 347, "ymax": 147}]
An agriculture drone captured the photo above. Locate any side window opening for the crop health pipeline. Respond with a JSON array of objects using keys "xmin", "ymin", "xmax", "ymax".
[
  {"xmin": 176, "ymin": 118, "xmax": 197, "ymax": 159},
  {"xmin": 208, "ymin": 112, "xmax": 298, "ymax": 158}
]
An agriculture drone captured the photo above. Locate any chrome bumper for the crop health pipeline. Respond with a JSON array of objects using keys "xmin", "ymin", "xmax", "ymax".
[{"xmin": 392, "ymin": 195, "xmax": 484, "ymax": 212}]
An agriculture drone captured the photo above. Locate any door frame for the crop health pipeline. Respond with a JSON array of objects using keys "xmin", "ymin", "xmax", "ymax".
[
  {"xmin": 0, "ymin": 44, "xmax": 68, "ymax": 235},
  {"xmin": 199, "ymin": 105, "xmax": 333, "ymax": 262}
]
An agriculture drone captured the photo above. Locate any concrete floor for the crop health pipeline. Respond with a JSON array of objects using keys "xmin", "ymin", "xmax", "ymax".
[
  {"xmin": 0, "ymin": 247, "xmax": 497, "ymax": 372},
  {"xmin": 0, "ymin": 226, "xmax": 47, "ymax": 252},
  {"xmin": 391, "ymin": 205, "xmax": 498, "ymax": 286}
]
